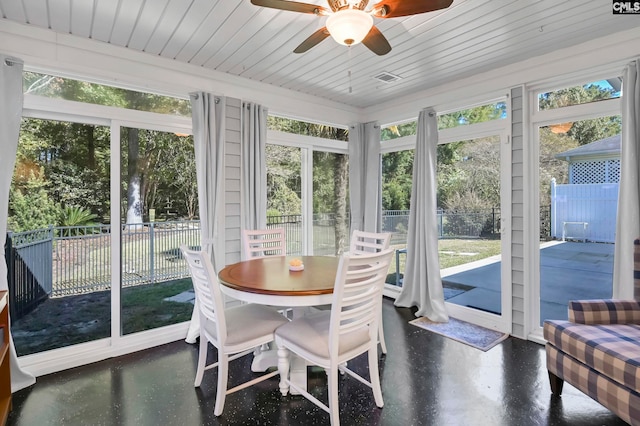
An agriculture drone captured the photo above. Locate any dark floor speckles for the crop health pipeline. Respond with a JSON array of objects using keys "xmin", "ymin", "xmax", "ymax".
[{"xmin": 7, "ymin": 300, "xmax": 629, "ymax": 426}]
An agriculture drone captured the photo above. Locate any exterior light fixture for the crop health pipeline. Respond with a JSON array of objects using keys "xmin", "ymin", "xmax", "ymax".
[{"xmin": 549, "ymin": 122, "xmax": 573, "ymax": 134}]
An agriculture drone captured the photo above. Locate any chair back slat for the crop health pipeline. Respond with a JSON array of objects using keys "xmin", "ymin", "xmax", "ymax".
[
  {"xmin": 329, "ymin": 248, "xmax": 394, "ymax": 355},
  {"xmin": 242, "ymin": 228, "xmax": 287, "ymax": 259},
  {"xmin": 181, "ymin": 245, "xmax": 228, "ymax": 344},
  {"xmin": 350, "ymin": 230, "xmax": 391, "ymax": 254}
]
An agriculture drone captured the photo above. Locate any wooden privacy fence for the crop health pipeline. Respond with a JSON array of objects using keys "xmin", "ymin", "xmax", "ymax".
[{"xmin": 550, "ymin": 180, "xmax": 618, "ymax": 243}]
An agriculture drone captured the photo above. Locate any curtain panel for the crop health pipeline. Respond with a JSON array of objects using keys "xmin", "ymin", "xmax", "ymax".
[
  {"xmin": 185, "ymin": 92, "xmax": 226, "ymax": 343},
  {"xmin": 348, "ymin": 122, "xmax": 382, "ymax": 233},
  {"xmin": 241, "ymin": 102, "xmax": 268, "ymax": 242},
  {"xmin": 394, "ymin": 108, "xmax": 448, "ymax": 322},
  {"xmin": 614, "ymin": 59, "xmax": 640, "ymax": 300},
  {"xmin": 0, "ymin": 54, "xmax": 36, "ymax": 392}
]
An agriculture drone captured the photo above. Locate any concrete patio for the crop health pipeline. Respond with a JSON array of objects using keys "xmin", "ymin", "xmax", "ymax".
[{"xmin": 441, "ymin": 241, "xmax": 615, "ymax": 324}]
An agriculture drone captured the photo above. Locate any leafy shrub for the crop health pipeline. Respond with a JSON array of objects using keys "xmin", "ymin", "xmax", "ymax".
[
  {"xmin": 8, "ymin": 170, "xmax": 59, "ymax": 232},
  {"xmin": 59, "ymin": 206, "xmax": 99, "ymax": 236}
]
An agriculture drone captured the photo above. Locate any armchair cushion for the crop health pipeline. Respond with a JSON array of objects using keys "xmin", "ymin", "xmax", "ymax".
[
  {"xmin": 569, "ymin": 299, "xmax": 640, "ymax": 325},
  {"xmin": 544, "ymin": 320, "xmax": 640, "ymax": 392}
]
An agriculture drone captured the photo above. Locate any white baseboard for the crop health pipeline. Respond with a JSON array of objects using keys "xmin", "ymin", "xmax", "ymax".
[{"xmin": 19, "ymin": 322, "xmax": 191, "ymax": 378}]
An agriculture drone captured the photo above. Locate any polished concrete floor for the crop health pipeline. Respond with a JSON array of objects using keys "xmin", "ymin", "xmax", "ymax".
[{"xmin": 7, "ymin": 300, "xmax": 628, "ymax": 426}]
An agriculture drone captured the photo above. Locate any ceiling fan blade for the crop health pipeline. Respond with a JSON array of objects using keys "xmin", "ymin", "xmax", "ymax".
[
  {"xmin": 293, "ymin": 27, "xmax": 330, "ymax": 53},
  {"xmin": 250, "ymin": 0, "xmax": 329, "ymax": 15},
  {"xmin": 362, "ymin": 26, "xmax": 391, "ymax": 56},
  {"xmin": 373, "ymin": 0, "xmax": 453, "ymax": 18}
]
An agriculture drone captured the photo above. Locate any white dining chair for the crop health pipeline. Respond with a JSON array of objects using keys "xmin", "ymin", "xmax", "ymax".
[
  {"xmin": 242, "ymin": 228, "xmax": 286, "ymax": 259},
  {"xmin": 349, "ymin": 230, "xmax": 392, "ymax": 354},
  {"xmin": 241, "ymin": 227, "xmax": 291, "ymax": 318},
  {"xmin": 180, "ymin": 245, "xmax": 289, "ymax": 416},
  {"xmin": 275, "ymin": 247, "xmax": 394, "ymax": 426}
]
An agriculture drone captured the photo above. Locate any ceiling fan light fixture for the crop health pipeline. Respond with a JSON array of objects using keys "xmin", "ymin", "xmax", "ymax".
[{"xmin": 326, "ymin": 9, "xmax": 373, "ymax": 46}]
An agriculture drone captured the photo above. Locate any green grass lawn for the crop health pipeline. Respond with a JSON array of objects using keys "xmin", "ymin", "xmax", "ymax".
[
  {"xmin": 389, "ymin": 238, "xmax": 502, "ymax": 284},
  {"xmin": 11, "ymin": 278, "xmax": 194, "ymax": 356},
  {"xmin": 13, "ymin": 237, "xmax": 502, "ymax": 355},
  {"xmin": 438, "ymin": 238, "xmax": 502, "ymax": 269}
]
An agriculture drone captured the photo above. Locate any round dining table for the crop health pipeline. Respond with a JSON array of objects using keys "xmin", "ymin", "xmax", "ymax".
[
  {"xmin": 218, "ymin": 255, "xmax": 339, "ymax": 306},
  {"xmin": 218, "ymin": 255, "xmax": 340, "ymax": 394}
]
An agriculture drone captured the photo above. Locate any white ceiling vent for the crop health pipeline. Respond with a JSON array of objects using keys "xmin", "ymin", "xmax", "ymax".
[{"xmin": 372, "ymin": 71, "xmax": 402, "ymax": 84}]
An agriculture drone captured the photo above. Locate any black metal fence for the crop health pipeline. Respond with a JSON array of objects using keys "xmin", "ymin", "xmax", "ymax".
[
  {"xmin": 5, "ymin": 228, "xmax": 53, "ymax": 321},
  {"xmin": 5, "ymin": 208, "xmax": 552, "ymax": 321}
]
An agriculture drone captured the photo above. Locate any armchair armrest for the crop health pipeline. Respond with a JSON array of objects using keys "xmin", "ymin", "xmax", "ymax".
[{"xmin": 568, "ymin": 299, "xmax": 640, "ymax": 325}]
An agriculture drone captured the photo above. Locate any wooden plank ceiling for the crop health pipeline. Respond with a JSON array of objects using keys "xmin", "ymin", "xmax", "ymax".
[{"xmin": 0, "ymin": 0, "xmax": 636, "ymax": 108}]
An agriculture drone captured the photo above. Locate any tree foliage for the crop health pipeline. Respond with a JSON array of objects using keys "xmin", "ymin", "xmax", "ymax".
[
  {"xmin": 8, "ymin": 169, "xmax": 59, "ymax": 232},
  {"xmin": 267, "ymin": 117, "xmax": 349, "ymax": 254},
  {"xmin": 10, "ymin": 73, "xmax": 197, "ymax": 231}
]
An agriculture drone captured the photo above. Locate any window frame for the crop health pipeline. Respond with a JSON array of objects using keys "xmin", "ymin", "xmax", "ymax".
[
  {"xmin": 266, "ymin": 128, "xmax": 349, "ymax": 255},
  {"xmin": 526, "ymin": 77, "xmax": 622, "ymax": 343},
  {"xmin": 18, "ymin": 93, "xmax": 193, "ymax": 376}
]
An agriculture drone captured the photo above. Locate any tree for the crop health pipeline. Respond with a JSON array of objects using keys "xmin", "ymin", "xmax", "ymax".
[
  {"xmin": 266, "ymin": 144, "xmax": 302, "ymax": 216},
  {"xmin": 126, "ymin": 128, "xmax": 143, "ymax": 224},
  {"xmin": 8, "ymin": 169, "xmax": 59, "ymax": 232},
  {"xmin": 382, "ymin": 150, "xmax": 413, "ymax": 210},
  {"xmin": 538, "ymin": 83, "xmax": 621, "ymax": 207},
  {"xmin": 267, "ymin": 117, "xmax": 350, "ymax": 255},
  {"xmin": 17, "ymin": 72, "xmax": 193, "ymax": 226},
  {"xmin": 153, "ymin": 135, "xmax": 198, "ymax": 219}
]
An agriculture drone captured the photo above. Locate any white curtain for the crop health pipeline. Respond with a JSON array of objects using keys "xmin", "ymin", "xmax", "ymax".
[
  {"xmin": 614, "ymin": 59, "xmax": 640, "ymax": 300},
  {"xmin": 394, "ymin": 108, "xmax": 448, "ymax": 322},
  {"xmin": 185, "ymin": 92, "xmax": 226, "ymax": 343},
  {"xmin": 0, "ymin": 54, "xmax": 36, "ymax": 392},
  {"xmin": 349, "ymin": 122, "xmax": 381, "ymax": 232},
  {"xmin": 241, "ymin": 102, "xmax": 268, "ymax": 238}
]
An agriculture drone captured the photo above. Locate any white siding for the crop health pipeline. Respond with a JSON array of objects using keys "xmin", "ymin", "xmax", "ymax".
[
  {"xmin": 510, "ymin": 86, "xmax": 525, "ymax": 338},
  {"xmin": 224, "ymin": 97, "xmax": 242, "ymax": 265}
]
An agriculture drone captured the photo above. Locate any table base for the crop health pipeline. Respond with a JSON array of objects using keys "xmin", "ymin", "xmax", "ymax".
[{"xmin": 251, "ymin": 344, "xmax": 306, "ymax": 395}]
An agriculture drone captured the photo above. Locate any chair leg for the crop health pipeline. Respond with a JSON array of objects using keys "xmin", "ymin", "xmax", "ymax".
[
  {"xmin": 214, "ymin": 353, "xmax": 229, "ymax": 416},
  {"xmin": 194, "ymin": 335, "xmax": 208, "ymax": 387},
  {"xmin": 548, "ymin": 371, "xmax": 564, "ymax": 395},
  {"xmin": 277, "ymin": 345, "xmax": 290, "ymax": 396},
  {"xmin": 328, "ymin": 366, "xmax": 340, "ymax": 426},
  {"xmin": 378, "ymin": 317, "xmax": 387, "ymax": 354},
  {"xmin": 368, "ymin": 346, "xmax": 384, "ymax": 408}
]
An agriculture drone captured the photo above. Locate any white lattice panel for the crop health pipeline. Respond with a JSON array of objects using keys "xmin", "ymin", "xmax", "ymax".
[
  {"xmin": 608, "ymin": 159, "xmax": 621, "ymax": 182},
  {"xmin": 570, "ymin": 159, "xmax": 620, "ymax": 184}
]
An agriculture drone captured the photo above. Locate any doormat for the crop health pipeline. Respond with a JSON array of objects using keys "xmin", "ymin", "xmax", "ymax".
[{"xmin": 409, "ymin": 316, "xmax": 508, "ymax": 351}]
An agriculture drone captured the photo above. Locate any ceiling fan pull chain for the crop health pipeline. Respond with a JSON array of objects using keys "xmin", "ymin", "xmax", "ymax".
[{"xmin": 348, "ymin": 46, "xmax": 353, "ymax": 93}]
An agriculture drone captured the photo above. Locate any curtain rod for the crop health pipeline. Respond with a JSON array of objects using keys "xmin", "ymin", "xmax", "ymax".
[
  {"xmin": 4, "ymin": 57, "xmax": 23, "ymax": 67},
  {"xmin": 189, "ymin": 93, "xmax": 221, "ymax": 103}
]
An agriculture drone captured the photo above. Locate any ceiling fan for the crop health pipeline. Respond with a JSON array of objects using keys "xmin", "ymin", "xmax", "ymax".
[{"xmin": 250, "ymin": 0, "xmax": 453, "ymax": 56}]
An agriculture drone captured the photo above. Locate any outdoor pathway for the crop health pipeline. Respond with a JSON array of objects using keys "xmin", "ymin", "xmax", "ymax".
[{"xmin": 442, "ymin": 241, "xmax": 614, "ymax": 323}]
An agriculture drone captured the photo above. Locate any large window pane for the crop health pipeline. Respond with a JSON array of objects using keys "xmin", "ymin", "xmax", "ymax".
[
  {"xmin": 312, "ymin": 151, "xmax": 349, "ymax": 255},
  {"xmin": 266, "ymin": 144, "xmax": 302, "ymax": 255},
  {"xmin": 8, "ymin": 118, "xmax": 111, "ymax": 355},
  {"xmin": 538, "ymin": 115, "xmax": 620, "ymax": 324},
  {"xmin": 23, "ymin": 72, "xmax": 191, "ymax": 117},
  {"xmin": 119, "ymin": 127, "xmax": 198, "ymax": 335},
  {"xmin": 437, "ymin": 136, "xmax": 503, "ymax": 314},
  {"xmin": 381, "ymin": 121, "xmax": 417, "ymax": 141},
  {"xmin": 267, "ymin": 116, "xmax": 346, "ymax": 140},
  {"xmin": 538, "ymin": 79, "xmax": 621, "ymax": 111},
  {"xmin": 382, "ymin": 149, "xmax": 414, "ymax": 285},
  {"xmin": 438, "ymin": 102, "xmax": 506, "ymax": 130}
]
